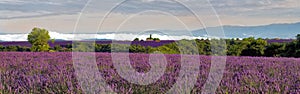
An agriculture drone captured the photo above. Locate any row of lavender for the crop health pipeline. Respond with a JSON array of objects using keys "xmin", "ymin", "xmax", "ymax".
[
  {"xmin": 266, "ymin": 39, "xmax": 294, "ymax": 43},
  {"xmin": 0, "ymin": 52, "xmax": 299, "ymax": 93}
]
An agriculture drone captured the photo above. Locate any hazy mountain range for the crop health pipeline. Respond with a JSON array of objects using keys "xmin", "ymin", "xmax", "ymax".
[
  {"xmin": 192, "ymin": 22, "xmax": 300, "ymax": 39},
  {"xmin": 0, "ymin": 22, "xmax": 299, "ymax": 41}
]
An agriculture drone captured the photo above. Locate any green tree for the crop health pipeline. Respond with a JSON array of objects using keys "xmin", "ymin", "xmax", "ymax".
[
  {"xmin": 27, "ymin": 27, "xmax": 51, "ymax": 52},
  {"xmin": 54, "ymin": 45, "xmax": 62, "ymax": 51},
  {"xmin": 282, "ymin": 41, "xmax": 297, "ymax": 57},
  {"xmin": 156, "ymin": 46, "xmax": 179, "ymax": 54},
  {"xmin": 4, "ymin": 46, "xmax": 18, "ymax": 51},
  {"xmin": 129, "ymin": 45, "xmax": 146, "ymax": 53},
  {"xmin": 241, "ymin": 38, "xmax": 267, "ymax": 56},
  {"xmin": 16, "ymin": 46, "xmax": 30, "ymax": 52},
  {"xmin": 0, "ymin": 45, "xmax": 4, "ymax": 51},
  {"xmin": 283, "ymin": 34, "xmax": 300, "ymax": 57},
  {"xmin": 297, "ymin": 34, "xmax": 300, "ymax": 42},
  {"xmin": 153, "ymin": 38, "xmax": 160, "ymax": 41},
  {"xmin": 297, "ymin": 34, "xmax": 300, "ymax": 48},
  {"xmin": 72, "ymin": 42, "xmax": 95, "ymax": 52},
  {"xmin": 145, "ymin": 46, "xmax": 155, "ymax": 53},
  {"xmin": 196, "ymin": 41, "xmax": 207, "ymax": 55},
  {"xmin": 159, "ymin": 43, "xmax": 180, "ymax": 54},
  {"xmin": 134, "ymin": 38, "xmax": 139, "ymax": 41},
  {"xmin": 51, "ymin": 39, "xmax": 55, "ymax": 44},
  {"xmin": 265, "ymin": 43, "xmax": 285, "ymax": 57},
  {"xmin": 227, "ymin": 45, "xmax": 243, "ymax": 56},
  {"xmin": 111, "ymin": 44, "xmax": 129, "ymax": 52},
  {"xmin": 95, "ymin": 44, "xmax": 111, "ymax": 52},
  {"xmin": 295, "ymin": 34, "xmax": 300, "ymax": 57},
  {"xmin": 210, "ymin": 39, "xmax": 227, "ymax": 56},
  {"xmin": 195, "ymin": 39, "xmax": 211, "ymax": 55}
]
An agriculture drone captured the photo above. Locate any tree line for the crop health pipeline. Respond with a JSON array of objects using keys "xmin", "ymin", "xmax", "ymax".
[{"xmin": 0, "ymin": 27, "xmax": 299, "ymax": 58}]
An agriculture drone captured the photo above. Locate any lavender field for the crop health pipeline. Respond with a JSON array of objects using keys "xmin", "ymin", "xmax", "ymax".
[{"xmin": 0, "ymin": 52, "xmax": 300, "ymax": 93}]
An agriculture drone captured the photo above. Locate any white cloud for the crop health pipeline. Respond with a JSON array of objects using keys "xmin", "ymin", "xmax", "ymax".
[{"xmin": 0, "ymin": 31, "xmax": 204, "ymax": 41}]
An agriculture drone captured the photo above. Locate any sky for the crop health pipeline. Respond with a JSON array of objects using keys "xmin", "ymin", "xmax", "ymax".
[{"xmin": 0, "ymin": 0, "xmax": 299, "ymax": 34}]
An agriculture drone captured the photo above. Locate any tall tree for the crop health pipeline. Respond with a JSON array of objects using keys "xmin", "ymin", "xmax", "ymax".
[
  {"xmin": 265, "ymin": 43, "xmax": 285, "ymax": 57},
  {"xmin": 241, "ymin": 38, "xmax": 267, "ymax": 56},
  {"xmin": 297, "ymin": 34, "xmax": 300, "ymax": 42},
  {"xmin": 295, "ymin": 34, "xmax": 300, "ymax": 57},
  {"xmin": 27, "ymin": 27, "xmax": 51, "ymax": 52},
  {"xmin": 296, "ymin": 34, "xmax": 300, "ymax": 47}
]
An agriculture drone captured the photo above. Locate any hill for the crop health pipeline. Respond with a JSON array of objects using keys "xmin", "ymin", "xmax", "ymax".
[{"xmin": 192, "ymin": 22, "xmax": 300, "ymax": 39}]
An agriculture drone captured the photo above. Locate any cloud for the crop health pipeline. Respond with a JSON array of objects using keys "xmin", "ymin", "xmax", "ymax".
[
  {"xmin": 107, "ymin": 0, "xmax": 219, "ymax": 16},
  {"xmin": 0, "ymin": 0, "xmax": 299, "ymax": 34},
  {"xmin": 0, "ymin": 10, "xmax": 77, "ymax": 20},
  {"xmin": 111, "ymin": 0, "xmax": 190, "ymax": 15},
  {"xmin": 209, "ymin": 0, "xmax": 300, "ymax": 17},
  {"xmin": 0, "ymin": 31, "xmax": 204, "ymax": 41},
  {"xmin": 1, "ymin": 0, "xmax": 299, "ymax": 19},
  {"xmin": 0, "ymin": 0, "xmax": 88, "ymax": 19}
]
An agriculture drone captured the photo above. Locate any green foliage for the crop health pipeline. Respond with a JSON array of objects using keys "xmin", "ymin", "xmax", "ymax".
[
  {"xmin": 145, "ymin": 46, "xmax": 156, "ymax": 53},
  {"xmin": 282, "ymin": 41, "xmax": 298, "ymax": 57},
  {"xmin": 72, "ymin": 42, "xmax": 95, "ymax": 52},
  {"xmin": 17, "ymin": 46, "xmax": 31, "ymax": 52},
  {"xmin": 129, "ymin": 45, "xmax": 146, "ymax": 53},
  {"xmin": 134, "ymin": 38, "xmax": 139, "ymax": 41},
  {"xmin": 156, "ymin": 45, "xmax": 179, "ymax": 54},
  {"xmin": 27, "ymin": 27, "xmax": 51, "ymax": 52},
  {"xmin": 0, "ymin": 45, "xmax": 4, "ymax": 51},
  {"xmin": 153, "ymin": 38, "xmax": 160, "ymax": 41},
  {"xmin": 241, "ymin": 38, "xmax": 267, "ymax": 56},
  {"xmin": 279, "ymin": 34, "xmax": 300, "ymax": 57},
  {"xmin": 265, "ymin": 43, "xmax": 285, "ymax": 57},
  {"xmin": 210, "ymin": 39, "xmax": 227, "ymax": 56},
  {"xmin": 295, "ymin": 50, "xmax": 300, "ymax": 57},
  {"xmin": 154, "ymin": 40, "xmax": 200, "ymax": 55},
  {"xmin": 96, "ymin": 44, "xmax": 153, "ymax": 53},
  {"xmin": 2, "ymin": 33, "xmax": 300, "ymax": 57},
  {"xmin": 176, "ymin": 39, "xmax": 199, "ymax": 55},
  {"xmin": 155, "ymin": 43, "xmax": 180, "ymax": 54},
  {"xmin": 0, "ymin": 46, "xmax": 30, "ymax": 52},
  {"xmin": 226, "ymin": 39, "xmax": 245, "ymax": 56},
  {"xmin": 54, "ymin": 45, "xmax": 62, "ymax": 51},
  {"xmin": 297, "ymin": 34, "xmax": 300, "ymax": 42},
  {"xmin": 49, "ymin": 50, "xmax": 56, "ymax": 52},
  {"xmin": 196, "ymin": 39, "xmax": 211, "ymax": 55},
  {"xmin": 111, "ymin": 44, "xmax": 129, "ymax": 52},
  {"xmin": 51, "ymin": 39, "xmax": 55, "ymax": 44},
  {"xmin": 52, "ymin": 45, "xmax": 71, "ymax": 52},
  {"xmin": 196, "ymin": 40, "xmax": 208, "ymax": 55},
  {"xmin": 227, "ymin": 44, "xmax": 243, "ymax": 56},
  {"xmin": 4, "ymin": 46, "xmax": 17, "ymax": 51},
  {"xmin": 95, "ymin": 44, "xmax": 111, "ymax": 52},
  {"xmin": 30, "ymin": 44, "xmax": 50, "ymax": 52}
]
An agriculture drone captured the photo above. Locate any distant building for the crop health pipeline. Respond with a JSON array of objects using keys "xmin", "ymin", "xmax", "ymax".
[
  {"xmin": 146, "ymin": 34, "xmax": 160, "ymax": 42},
  {"xmin": 146, "ymin": 34, "xmax": 154, "ymax": 41}
]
